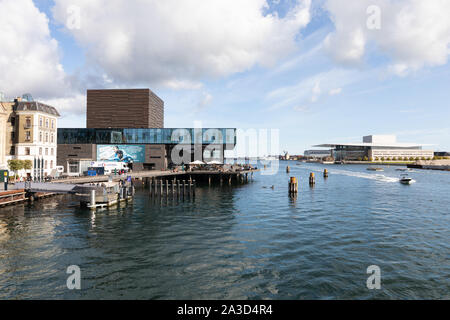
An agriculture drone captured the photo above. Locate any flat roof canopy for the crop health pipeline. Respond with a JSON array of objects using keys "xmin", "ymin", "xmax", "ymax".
[{"xmin": 313, "ymin": 143, "xmax": 427, "ymax": 148}]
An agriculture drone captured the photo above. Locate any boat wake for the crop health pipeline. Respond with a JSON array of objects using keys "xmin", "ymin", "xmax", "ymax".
[{"xmin": 296, "ymin": 166, "xmax": 399, "ymax": 183}]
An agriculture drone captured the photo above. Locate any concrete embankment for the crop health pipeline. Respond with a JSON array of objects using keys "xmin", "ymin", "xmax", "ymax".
[{"xmin": 408, "ymin": 160, "xmax": 450, "ymax": 171}]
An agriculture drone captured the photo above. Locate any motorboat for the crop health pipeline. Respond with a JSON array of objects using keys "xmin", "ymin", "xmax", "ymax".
[
  {"xmin": 367, "ymin": 167, "xmax": 384, "ymax": 171},
  {"xmin": 399, "ymin": 174, "xmax": 415, "ymax": 185},
  {"xmin": 396, "ymin": 168, "xmax": 413, "ymax": 172}
]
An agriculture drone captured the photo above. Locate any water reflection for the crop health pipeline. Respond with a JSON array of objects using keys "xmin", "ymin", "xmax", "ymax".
[{"xmin": 0, "ymin": 163, "xmax": 449, "ymax": 299}]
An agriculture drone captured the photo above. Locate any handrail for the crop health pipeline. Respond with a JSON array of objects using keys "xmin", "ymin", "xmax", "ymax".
[{"xmin": 0, "ymin": 192, "xmax": 26, "ymax": 199}]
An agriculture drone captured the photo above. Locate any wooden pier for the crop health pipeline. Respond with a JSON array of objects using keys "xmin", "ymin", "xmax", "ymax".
[
  {"xmin": 50, "ymin": 169, "xmax": 257, "ymax": 185},
  {"xmin": 2, "ymin": 169, "xmax": 257, "ymax": 209},
  {"xmin": 0, "ymin": 189, "xmax": 57, "ymax": 207}
]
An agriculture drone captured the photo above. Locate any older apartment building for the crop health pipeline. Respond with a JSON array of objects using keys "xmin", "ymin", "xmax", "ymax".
[{"xmin": 1, "ymin": 96, "xmax": 60, "ymax": 177}]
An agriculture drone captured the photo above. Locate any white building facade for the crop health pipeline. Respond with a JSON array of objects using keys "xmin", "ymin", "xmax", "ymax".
[
  {"xmin": 313, "ymin": 135, "xmax": 434, "ymax": 161},
  {"xmin": 5, "ymin": 100, "xmax": 60, "ymax": 178}
]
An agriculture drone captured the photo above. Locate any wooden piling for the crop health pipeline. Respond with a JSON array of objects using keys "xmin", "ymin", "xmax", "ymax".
[
  {"xmin": 309, "ymin": 172, "xmax": 316, "ymax": 186},
  {"xmin": 289, "ymin": 177, "xmax": 298, "ymax": 194}
]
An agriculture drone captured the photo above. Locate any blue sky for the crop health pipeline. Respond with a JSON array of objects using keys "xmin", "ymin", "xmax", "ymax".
[{"xmin": 2, "ymin": 0, "xmax": 450, "ymax": 154}]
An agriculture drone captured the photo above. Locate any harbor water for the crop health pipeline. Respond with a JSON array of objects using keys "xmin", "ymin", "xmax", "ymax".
[{"xmin": 0, "ymin": 161, "xmax": 449, "ymax": 299}]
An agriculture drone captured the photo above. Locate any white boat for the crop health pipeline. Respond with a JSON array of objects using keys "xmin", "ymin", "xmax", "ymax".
[{"xmin": 399, "ymin": 174, "xmax": 415, "ymax": 185}]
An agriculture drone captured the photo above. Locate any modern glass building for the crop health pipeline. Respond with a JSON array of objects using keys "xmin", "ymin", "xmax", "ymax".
[
  {"xmin": 57, "ymin": 88, "xmax": 238, "ymax": 174},
  {"xmin": 58, "ymin": 128, "xmax": 237, "ymax": 145},
  {"xmin": 57, "ymin": 128, "xmax": 237, "ymax": 174}
]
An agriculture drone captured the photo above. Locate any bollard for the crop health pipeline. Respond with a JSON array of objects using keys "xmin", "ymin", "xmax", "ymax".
[
  {"xmin": 309, "ymin": 172, "xmax": 316, "ymax": 185},
  {"xmin": 324, "ymin": 169, "xmax": 329, "ymax": 178},
  {"xmin": 289, "ymin": 177, "xmax": 298, "ymax": 194},
  {"xmin": 90, "ymin": 190, "xmax": 96, "ymax": 207}
]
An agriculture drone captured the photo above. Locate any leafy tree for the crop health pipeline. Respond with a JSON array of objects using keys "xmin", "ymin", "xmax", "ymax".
[
  {"xmin": 23, "ymin": 160, "xmax": 33, "ymax": 175},
  {"xmin": 7, "ymin": 160, "xmax": 24, "ymax": 181}
]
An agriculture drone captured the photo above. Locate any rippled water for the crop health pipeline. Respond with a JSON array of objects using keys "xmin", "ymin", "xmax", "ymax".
[{"xmin": 0, "ymin": 162, "xmax": 449, "ymax": 299}]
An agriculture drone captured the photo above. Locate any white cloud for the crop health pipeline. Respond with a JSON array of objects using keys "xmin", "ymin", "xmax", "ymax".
[
  {"xmin": 0, "ymin": 0, "xmax": 68, "ymax": 99},
  {"xmin": 267, "ymin": 68, "xmax": 360, "ymax": 110},
  {"xmin": 329, "ymin": 88, "xmax": 342, "ymax": 95},
  {"xmin": 311, "ymin": 81, "xmax": 321, "ymax": 102},
  {"xmin": 196, "ymin": 92, "xmax": 213, "ymax": 112},
  {"xmin": 52, "ymin": 0, "xmax": 312, "ymax": 86},
  {"xmin": 324, "ymin": 0, "xmax": 450, "ymax": 74},
  {"xmin": 163, "ymin": 80, "xmax": 204, "ymax": 90},
  {"xmin": 41, "ymin": 94, "xmax": 86, "ymax": 116}
]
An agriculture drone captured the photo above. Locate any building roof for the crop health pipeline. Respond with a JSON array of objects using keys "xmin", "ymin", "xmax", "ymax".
[
  {"xmin": 15, "ymin": 101, "xmax": 60, "ymax": 117},
  {"xmin": 313, "ymin": 142, "xmax": 427, "ymax": 149},
  {"xmin": 313, "ymin": 134, "xmax": 432, "ymax": 149}
]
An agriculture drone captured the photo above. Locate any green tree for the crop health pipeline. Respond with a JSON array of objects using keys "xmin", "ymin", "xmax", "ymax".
[
  {"xmin": 23, "ymin": 160, "xmax": 33, "ymax": 176},
  {"xmin": 7, "ymin": 160, "xmax": 24, "ymax": 181}
]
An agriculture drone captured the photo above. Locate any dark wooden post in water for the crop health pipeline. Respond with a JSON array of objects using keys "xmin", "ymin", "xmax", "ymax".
[
  {"xmin": 220, "ymin": 174, "xmax": 223, "ymax": 186},
  {"xmin": 193, "ymin": 180, "xmax": 196, "ymax": 198},
  {"xmin": 286, "ymin": 166, "xmax": 290, "ymax": 173},
  {"xmin": 166, "ymin": 180, "xmax": 169, "ymax": 197},
  {"xmin": 172, "ymin": 180, "xmax": 175, "ymax": 198},
  {"xmin": 289, "ymin": 177, "xmax": 298, "ymax": 195},
  {"xmin": 228, "ymin": 175, "xmax": 232, "ymax": 186}
]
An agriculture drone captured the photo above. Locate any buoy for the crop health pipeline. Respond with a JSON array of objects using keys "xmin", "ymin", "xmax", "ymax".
[{"xmin": 324, "ymin": 169, "xmax": 329, "ymax": 178}]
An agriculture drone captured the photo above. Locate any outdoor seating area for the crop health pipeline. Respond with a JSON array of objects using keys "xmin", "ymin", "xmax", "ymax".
[{"xmin": 170, "ymin": 161, "xmax": 257, "ymax": 173}]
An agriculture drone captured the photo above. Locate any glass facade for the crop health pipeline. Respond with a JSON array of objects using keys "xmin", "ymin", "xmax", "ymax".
[{"xmin": 58, "ymin": 128, "xmax": 237, "ymax": 145}]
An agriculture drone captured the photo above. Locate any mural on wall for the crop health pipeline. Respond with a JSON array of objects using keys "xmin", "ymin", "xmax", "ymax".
[{"xmin": 97, "ymin": 145, "xmax": 145, "ymax": 163}]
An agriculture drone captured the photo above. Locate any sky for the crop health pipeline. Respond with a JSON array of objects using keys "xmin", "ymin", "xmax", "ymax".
[{"xmin": 1, "ymin": 0, "xmax": 450, "ymax": 155}]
